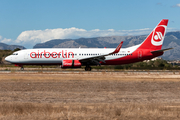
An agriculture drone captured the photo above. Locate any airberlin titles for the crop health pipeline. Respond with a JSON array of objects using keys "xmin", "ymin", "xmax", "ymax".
[{"xmin": 30, "ymin": 50, "xmax": 74, "ymax": 58}]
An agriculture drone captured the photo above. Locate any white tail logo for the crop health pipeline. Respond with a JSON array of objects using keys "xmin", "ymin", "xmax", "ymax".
[
  {"xmin": 154, "ymin": 32, "xmax": 163, "ymax": 41},
  {"xmin": 151, "ymin": 25, "xmax": 166, "ymax": 46}
]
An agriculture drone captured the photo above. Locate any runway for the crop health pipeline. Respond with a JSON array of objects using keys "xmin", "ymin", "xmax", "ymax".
[
  {"xmin": 1, "ymin": 69, "xmax": 180, "ymax": 119},
  {"xmin": 0, "ymin": 67, "xmax": 180, "ymax": 75}
]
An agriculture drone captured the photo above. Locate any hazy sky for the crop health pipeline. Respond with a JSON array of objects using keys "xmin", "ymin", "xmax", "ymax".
[{"xmin": 0, "ymin": 0, "xmax": 180, "ymax": 48}]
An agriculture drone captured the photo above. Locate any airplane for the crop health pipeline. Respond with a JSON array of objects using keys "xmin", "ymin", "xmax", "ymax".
[{"xmin": 5, "ymin": 19, "xmax": 172, "ymax": 71}]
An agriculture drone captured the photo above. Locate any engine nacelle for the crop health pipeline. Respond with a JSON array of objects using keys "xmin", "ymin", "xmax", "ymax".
[{"xmin": 61, "ymin": 59, "xmax": 81, "ymax": 68}]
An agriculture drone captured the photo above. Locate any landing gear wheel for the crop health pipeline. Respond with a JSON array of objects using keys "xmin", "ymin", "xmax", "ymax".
[
  {"xmin": 88, "ymin": 67, "xmax": 91, "ymax": 71},
  {"xmin": 20, "ymin": 67, "xmax": 24, "ymax": 71},
  {"xmin": 85, "ymin": 66, "xmax": 92, "ymax": 71}
]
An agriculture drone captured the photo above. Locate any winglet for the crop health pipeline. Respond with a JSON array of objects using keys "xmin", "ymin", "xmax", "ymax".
[{"xmin": 111, "ymin": 41, "xmax": 123, "ymax": 54}]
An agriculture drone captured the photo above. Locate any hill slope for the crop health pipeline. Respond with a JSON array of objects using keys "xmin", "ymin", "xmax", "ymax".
[{"xmin": 0, "ymin": 43, "xmax": 25, "ymax": 50}]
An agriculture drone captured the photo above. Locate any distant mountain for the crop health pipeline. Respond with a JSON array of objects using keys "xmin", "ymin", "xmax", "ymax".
[
  {"xmin": 0, "ymin": 43, "xmax": 25, "ymax": 50},
  {"xmin": 161, "ymin": 31, "xmax": 180, "ymax": 60},
  {"xmin": 33, "ymin": 36, "xmax": 147, "ymax": 48},
  {"xmin": 32, "ymin": 31, "xmax": 180, "ymax": 60}
]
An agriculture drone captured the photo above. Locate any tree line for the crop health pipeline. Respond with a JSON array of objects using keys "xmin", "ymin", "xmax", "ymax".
[{"xmin": 93, "ymin": 59, "xmax": 177, "ymax": 70}]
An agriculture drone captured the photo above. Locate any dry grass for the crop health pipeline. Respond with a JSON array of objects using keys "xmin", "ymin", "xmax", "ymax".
[
  {"xmin": 0, "ymin": 72, "xmax": 180, "ymax": 82},
  {"xmin": 0, "ymin": 72, "xmax": 180, "ymax": 119},
  {"xmin": 1, "ymin": 103, "xmax": 180, "ymax": 120}
]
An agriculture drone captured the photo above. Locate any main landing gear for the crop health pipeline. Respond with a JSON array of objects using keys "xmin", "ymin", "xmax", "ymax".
[{"xmin": 85, "ymin": 65, "xmax": 92, "ymax": 71}]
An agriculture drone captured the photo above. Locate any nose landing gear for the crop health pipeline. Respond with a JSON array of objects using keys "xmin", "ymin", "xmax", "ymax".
[
  {"xmin": 20, "ymin": 67, "xmax": 24, "ymax": 71},
  {"xmin": 15, "ymin": 64, "xmax": 24, "ymax": 71}
]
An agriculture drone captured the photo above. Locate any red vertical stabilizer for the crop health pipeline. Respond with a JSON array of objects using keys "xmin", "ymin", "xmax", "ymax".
[{"xmin": 138, "ymin": 19, "xmax": 168, "ymax": 51}]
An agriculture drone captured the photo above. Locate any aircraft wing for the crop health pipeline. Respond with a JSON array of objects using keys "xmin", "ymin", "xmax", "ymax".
[{"xmin": 79, "ymin": 41, "xmax": 123, "ymax": 65}]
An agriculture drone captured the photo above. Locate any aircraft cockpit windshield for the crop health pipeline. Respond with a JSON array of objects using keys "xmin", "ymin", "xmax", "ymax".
[{"xmin": 12, "ymin": 53, "xmax": 18, "ymax": 55}]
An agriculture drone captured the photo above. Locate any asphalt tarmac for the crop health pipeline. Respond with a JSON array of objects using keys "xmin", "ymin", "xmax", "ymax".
[{"xmin": 0, "ymin": 68, "xmax": 180, "ymax": 75}]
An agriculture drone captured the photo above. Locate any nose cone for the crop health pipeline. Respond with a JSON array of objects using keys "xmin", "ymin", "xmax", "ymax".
[{"xmin": 5, "ymin": 56, "xmax": 11, "ymax": 62}]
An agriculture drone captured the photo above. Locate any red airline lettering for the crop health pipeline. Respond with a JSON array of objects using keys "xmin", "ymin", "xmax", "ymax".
[
  {"xmin": 30, "ymin": 50, "xmax": 74, "ymax": 59},
  {"xmin": 51, "ymin": 52, "xmax": 57, "ymax": 58},
  {"xmin": 30, "ymin": 52, "xmax": 37, "ymax": 58},
  {"xmin": 68, "ymin": 52, "xmax": 74, "ymax": 58}
]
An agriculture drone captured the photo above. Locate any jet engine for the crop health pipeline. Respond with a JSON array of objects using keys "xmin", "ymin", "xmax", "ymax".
[{"xmin": 61, "ymin": 59, "xmax": 81, "ymax": 68}]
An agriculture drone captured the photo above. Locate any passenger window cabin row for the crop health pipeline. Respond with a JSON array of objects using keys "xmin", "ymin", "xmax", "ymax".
[{"xmin": 31, "ymin": 53, "xmax": 133, "ymax": 56}]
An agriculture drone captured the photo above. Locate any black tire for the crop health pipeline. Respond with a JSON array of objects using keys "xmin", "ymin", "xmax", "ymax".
[
  {"xmin": 88, "ymin": 67, "xmax": 92, "ymax": 71},
  {"xmin": 85, "ymin": 67, "xmax": 88, "ymax": 71},
  {"xmin": 20, "ymin": 67, "xmax": 24, "ymax": 71},
  {"xmin": 85, "ymin": 66, "xmax": 91, "ymax": 71}
]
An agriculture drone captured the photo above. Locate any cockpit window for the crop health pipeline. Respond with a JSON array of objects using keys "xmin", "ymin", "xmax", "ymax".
[{"xmin": 12, "ymin": 53, "xmax": 18, "ymax": 55}]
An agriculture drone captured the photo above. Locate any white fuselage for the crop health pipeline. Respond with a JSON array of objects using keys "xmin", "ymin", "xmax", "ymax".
[{"xmin": 5, "ymin": 44, "xmax": 140, "ymax": 65}]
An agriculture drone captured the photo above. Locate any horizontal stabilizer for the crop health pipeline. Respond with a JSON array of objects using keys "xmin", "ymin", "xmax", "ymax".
[{"xmin": 151, "ymin": 48, "xmax": 173, "ymax": 53}]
